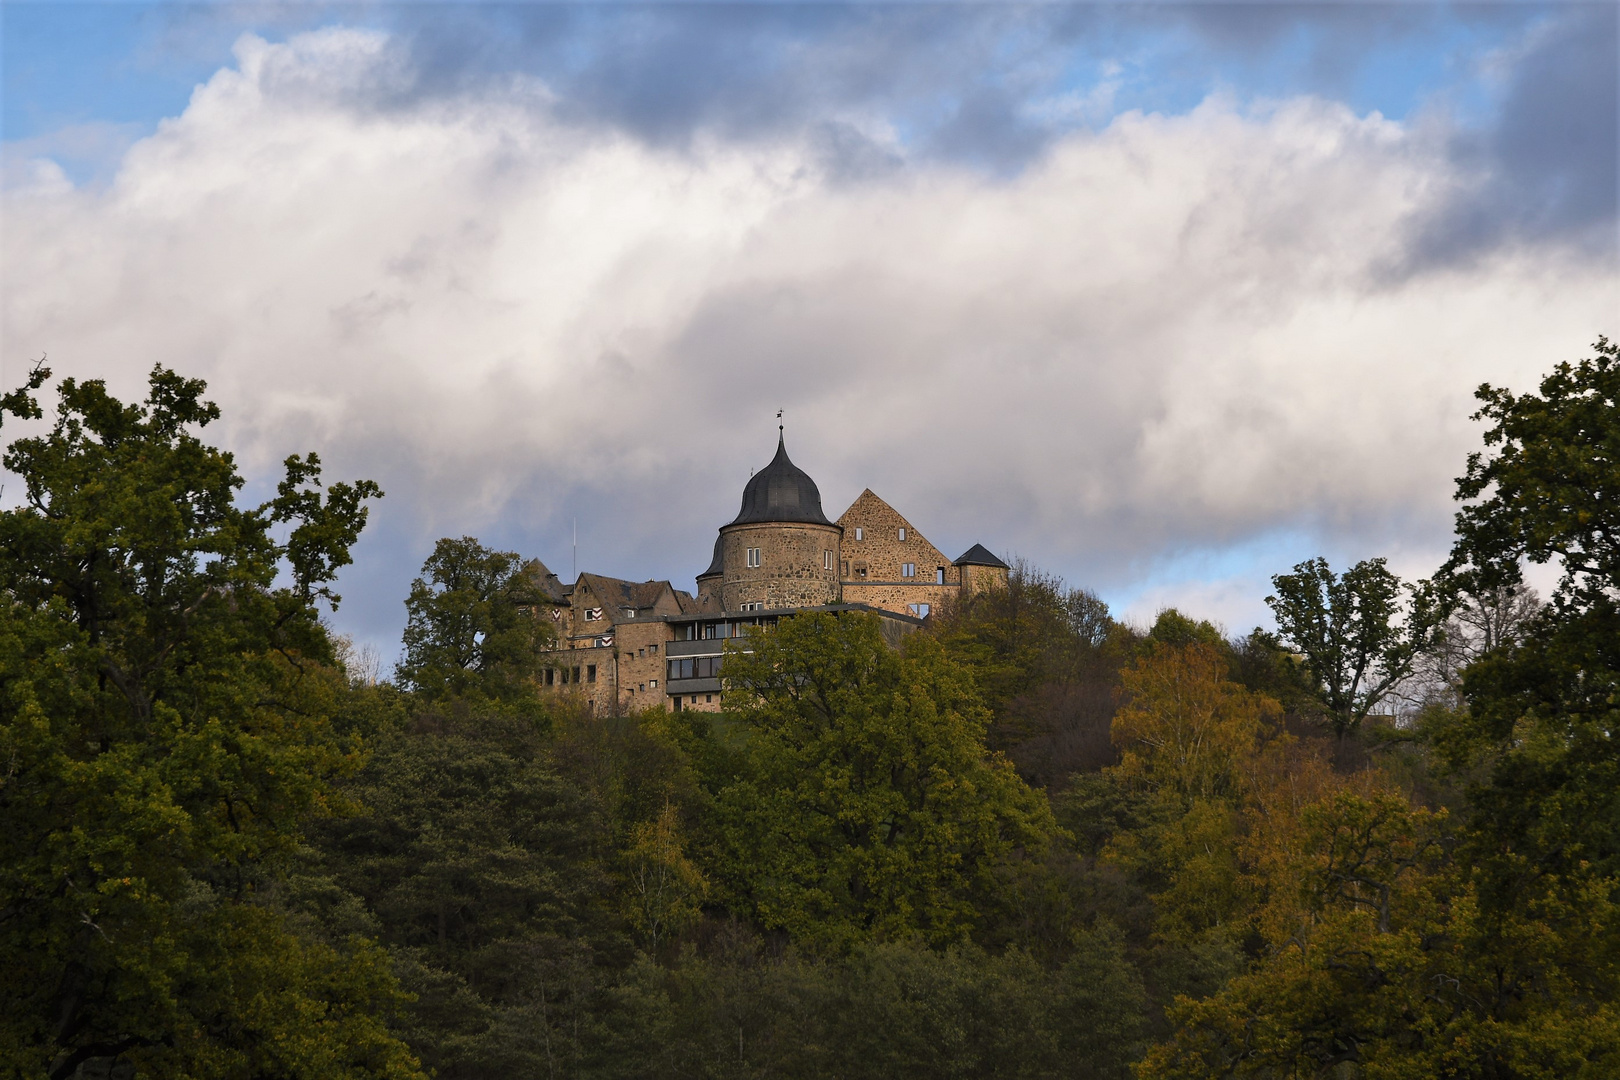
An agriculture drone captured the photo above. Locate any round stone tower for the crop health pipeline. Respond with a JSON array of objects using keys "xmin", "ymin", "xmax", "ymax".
[{"xmin": 714, "ymin": 435, "xmax": 842, "ymax": 611}]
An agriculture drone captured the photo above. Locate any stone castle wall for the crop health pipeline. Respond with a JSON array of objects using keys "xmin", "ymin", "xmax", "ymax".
[
  {"xmin": 836, "ymin": 489, "xmax": 960, "ymax": 616},
  {"xmin": 719, "ymin": 521, "xmax": 841, "ymax": 610},
  {"xmin": 613, "ymin": 620, "xmax": 671, "ymax": 713},
  {"xmin": 959, "ymin": 562, "xmax": 1009, "ymax": 595}
]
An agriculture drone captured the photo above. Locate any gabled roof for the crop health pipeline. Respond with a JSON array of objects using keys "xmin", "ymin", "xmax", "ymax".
[
  {"xmin": 523, "ymin": 558, "xmax": 569, "ymax": 604},
  {"xmin": 574, "ymin": 573, "xmax": 682, "ymax": 619},
  {"xmin": 727, "ymin": 434, "xmax": 834, "ymax": 527},
  {"xmin": 953, "ymin": 543, "xmax": 1008, "ymax": 569}
]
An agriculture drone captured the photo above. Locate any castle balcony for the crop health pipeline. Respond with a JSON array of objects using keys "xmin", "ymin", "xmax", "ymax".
[
  {"xmin": 666, "ymin": 677, "xmax": 723, "ymax": 696},
  {"xmin": 665, "ymin": 639, "xmax": 726, "ymax": 658}
]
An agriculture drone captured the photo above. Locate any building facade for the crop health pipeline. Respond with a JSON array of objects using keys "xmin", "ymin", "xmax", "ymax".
[{"xmin": 534, "ymin": 433, "xmax": 1008, "ymax": 714}]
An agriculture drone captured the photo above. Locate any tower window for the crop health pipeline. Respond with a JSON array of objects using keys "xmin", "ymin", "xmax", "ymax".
[
  {"xmin": 586, "ymin": 664, "xmax": 597, "ymax": 683},
  {"xmin": 824, "ymin": 550, "xmax": 833, "ymax": 570},
  {"xmin": 855, "ymin": 527, "xmax": 864, "ymax": 541},
  {"xmin": 746, "ymin": 547, "xmax": 761, "ymax": 568},
  {"xmin": 902, "ymin": 562, "xmax": 916, "ymax": 578},
  {"xmin": 898, "ymin": 528, "xmax": 906, "ymax": 540}
]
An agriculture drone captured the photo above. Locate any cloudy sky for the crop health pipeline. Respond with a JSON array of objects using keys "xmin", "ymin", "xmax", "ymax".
[{"xmin": 3, "ymin": 1, "xmax": 1616, "ymax": 658}]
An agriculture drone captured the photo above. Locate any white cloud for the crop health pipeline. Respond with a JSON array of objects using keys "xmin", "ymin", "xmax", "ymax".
[{"xmin": 4, "ymin": 27, "xmax": 1615, "ymax": 648}]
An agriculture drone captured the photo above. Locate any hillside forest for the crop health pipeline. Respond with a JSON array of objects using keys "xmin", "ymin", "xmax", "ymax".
[{"xmin": 3, "ymin": 337, "xmax": 1617, "ymax": 1079}]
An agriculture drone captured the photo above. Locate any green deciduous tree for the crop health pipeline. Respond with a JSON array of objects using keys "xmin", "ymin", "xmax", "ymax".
[
  {"xmin": 1266, "ymin": 556, "xmax": 1443, "ymax": 736},
  {"xmin": 0, "ymin": 365, "xmax": 414, "ymax": 1078},
  {"xmin": 708, "ymin": 612, "xmax": 1057, "ymax": 948},
  {"xmin": 1448, "ymin": 335, "xmax": 1620, "ymax": 611},
  {"xmin": 1429, "ymin": 335, "xmax": 1620, "ymax": 1061},
  {"xmin": 395, "ymin": 538, "xmax": 555, "ymax": 701}
]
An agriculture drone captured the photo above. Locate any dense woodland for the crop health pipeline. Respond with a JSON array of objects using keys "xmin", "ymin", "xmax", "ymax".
[{"xmin": 3, "ymin": 338, "xmax": 1617, "ymax": 1079}]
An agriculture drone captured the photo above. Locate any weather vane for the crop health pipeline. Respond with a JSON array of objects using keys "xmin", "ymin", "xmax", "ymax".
[{"xmin": 777, "ymin": 408, "xmax": 783, "ymax": 436}]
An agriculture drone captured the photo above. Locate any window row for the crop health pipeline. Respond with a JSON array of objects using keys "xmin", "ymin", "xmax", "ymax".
[
  {"xmin": 840, "ymin": 562, "xmax": 946, "ymax": 581},
  {"xmin": 545, "ymin": 664, "xmax": 597, "ymax": 685},
  {"xmin": 850, "ymin": 527, "xmax": 909, "ymax": 541},
  {"xmin": 667, "ymin": 655, "xmax": 723, "ymax": 681}
]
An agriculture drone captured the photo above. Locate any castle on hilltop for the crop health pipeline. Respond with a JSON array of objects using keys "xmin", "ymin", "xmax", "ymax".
[{"xmin": 529, "ymin": 433, "xmax": 1008, "ymax": 714}]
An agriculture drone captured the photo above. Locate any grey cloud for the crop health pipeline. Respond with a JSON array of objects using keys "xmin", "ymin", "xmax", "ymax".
[
  {"xmin": 1405, "ymin": 6, "xmax": 1618, "ymax": 269},
  {"xmin": 360, "ymin": 4, "xmax": 1511, "ymax": 162}
]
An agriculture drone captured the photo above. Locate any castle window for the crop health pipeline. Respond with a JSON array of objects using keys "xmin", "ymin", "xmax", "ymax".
[
  {"xmin": 572, "ymin": 666, "xmax": 582, "ymax": 683},
  {"xmin": 824, "ymin": 550, "xmax": 833, "ymax": 570},
  {"xmin": 898, "ymin": 528, "xmax": 906, "ymax": 541},
  {"xmin": 650, "ymin": 679, "xmax": 658, "ymax": 688},
  {"xmin": 936, "ymin": 567, "xmax": 945, "ymax": 584},
  {"xmin": 545, "ymin": 668, "xmax": 555, "ymax": 686},
  {"xmin": 746, "ymin": 547, "xmax": 761, "ymax": 568},
  {"xmin": 649, "ymin": 643, "xmax": 658, "ymax": 655},
  {"xmin": 855, "ymin": 527, "xmax": 864, "ymax": 540},
  {"xmin": 908, "ymin": 603, "xmax": 931, "ymax": 617},
  {"xmin": 902, "ymin": 562, "xmax": 916, "ymax": 578},
  {"xmin": 587, "ymin": 664, "xmax": 597, "ymax": 682}
]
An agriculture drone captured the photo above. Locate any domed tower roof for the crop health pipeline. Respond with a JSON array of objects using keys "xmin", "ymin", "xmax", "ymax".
[
  {"xmin": 698, "ymin": 534, "xmax": 724, "ymax": 579},
  {"xmin": 728, "ymin": 434, "xmax": 835, "ymax": 527}
]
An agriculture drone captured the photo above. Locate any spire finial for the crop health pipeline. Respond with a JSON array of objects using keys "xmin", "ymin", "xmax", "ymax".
[{"xmin": 777, "ymin": 408, "xmax": 783, "ymax": 438}]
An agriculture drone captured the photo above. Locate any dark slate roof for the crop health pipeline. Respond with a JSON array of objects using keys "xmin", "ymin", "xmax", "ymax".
[
  {"xmin": 523, "ymin": 558, "xmax": 569, "ymax": 604},
  {"xmin": 727, "ymin": 434, "xmax": 834, "ymax": 527},
  {"xmin": 697, "ymin": 534, "xmax": 724, "ymax": 579},
  {"xmin": 954, "ymin": 543, "xmax": 1008, "ymax": 569},
  {"xmin": 576, "ymin": 573, "xmax": 678, "ymax": 616}
]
